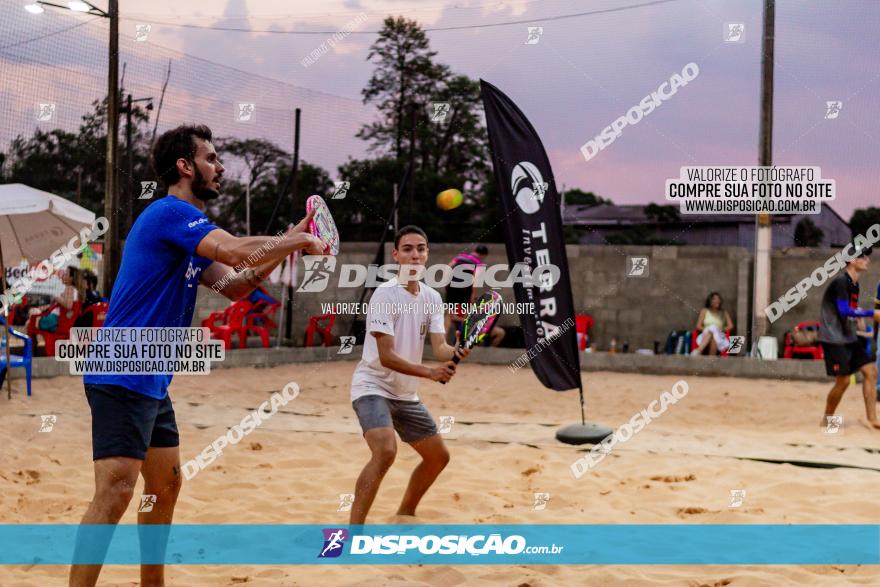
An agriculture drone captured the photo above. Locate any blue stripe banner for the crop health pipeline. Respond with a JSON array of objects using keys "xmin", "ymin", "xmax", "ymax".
[{"xmin": 1, "ymin": 524, "xmax": 878, "ymax": 565}]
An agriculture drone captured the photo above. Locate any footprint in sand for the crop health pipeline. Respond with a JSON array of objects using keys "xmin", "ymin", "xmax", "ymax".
[
  {"xmin": 15, "ymin": 470, "xmax": 40, "ymax": 485},
  {"xmin": 650, "ymin": 474, "xmax": 696, "ymax": 483},
  {"xmin": 677, "ymin": 507, "xmax": 720, "ymax": 515}
]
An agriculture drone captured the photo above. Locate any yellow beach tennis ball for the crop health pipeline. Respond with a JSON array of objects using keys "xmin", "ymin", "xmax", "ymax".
[{"xmin": 437, "ymin": 188, "xmax": 463, "ymax": 211}]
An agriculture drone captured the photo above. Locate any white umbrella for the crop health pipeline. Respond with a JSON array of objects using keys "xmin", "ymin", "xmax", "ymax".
[{"xmin": 0, "ymin": 184, "xmax": 98, "ymax": 398}]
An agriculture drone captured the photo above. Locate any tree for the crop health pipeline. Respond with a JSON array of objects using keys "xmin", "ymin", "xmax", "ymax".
[
  {"xmin": 562, "ymin": 188, "xmax": 610, "ymax": 207},
  {"xmin": 794, "ymin": 218, "xmax": 824, "ymax": 247},
  {"xmin": 850, "ymin": 208, "xmax": 880, "ymax": 240},
  {"xmin": 352, "ymin": 16, "xmax": 491, "ymax": 240},
  {"xmin": 644, "ymin": 203, "xmax": 679, "ymax": 224},
  {"xmin": 4, "ymin": 97, "xmax": 153, "ymax": 228},
  {"xmin": 358, "ymin": 16, "xmax": 445, "ymax": 160},
  {"xmin": 209, "ymin": 155, "xmax": 334, "ymax": 236}
]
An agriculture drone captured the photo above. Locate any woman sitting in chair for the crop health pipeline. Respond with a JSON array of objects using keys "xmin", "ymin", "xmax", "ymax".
[
  {"xmin": 691, "ymin": 291, "xmax": 733, "ymax": 356},
  {"xmin": 28, "ymin": 266, "xmax": 80, "ymax": 333}
]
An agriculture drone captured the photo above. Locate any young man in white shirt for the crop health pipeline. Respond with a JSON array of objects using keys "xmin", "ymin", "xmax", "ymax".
[{"xmin": 349, "ymin": 225, "xmax": 470, "ymax": 524}]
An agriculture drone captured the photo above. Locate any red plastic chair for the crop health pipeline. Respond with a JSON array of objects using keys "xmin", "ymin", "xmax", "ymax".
[
  {"xmin": 304, "ymin": 312, "xmax": 335, "ymax": 347},
  {"xmin": 209, "ymin": 300, "xmax": 252, "ymax": 349},
  {"xmin": 575, "ymin": 315, "xmax": 594, "ymax": 351},
  {"xmin": 78, "ymin": 302, "xmax": 109, "ymax": 328},
  {"xmin": 691, "ymin": 328, "xmax": 733, "ymax": 357},
  {"xmin": 783, "ymin": 321, "xmax": 824, "ymax": 360},
  {"xmin": 27, "ymin": 301, "xmax": 81, "ymax": 357},
  {"xmin": 245, "ymin": 303, "xmax": 278, "ymax": 349},
  {"xmin": 248, "ymin": 301, "xmax": 280, "ymax": 331},
  {"xmin": 202, "ymin": 305, "xmax": 232, "ymax": 330}
]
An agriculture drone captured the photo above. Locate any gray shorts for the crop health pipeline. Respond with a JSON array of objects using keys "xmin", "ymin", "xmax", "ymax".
[{"xmin": 352, "ymin": 395, "xmax": 438, "ymax": 443}]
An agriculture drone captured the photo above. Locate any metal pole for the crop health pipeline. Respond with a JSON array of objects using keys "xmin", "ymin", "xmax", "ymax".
[
  {"xmin": 407, "ymin": 105, "xmax": 416, "ymax": 224},
  {"xmin": 284, "ymin": 108, "xmax": 301, "ymax": 344},
  {"xmin": 246, "ymin": 182, "xmax": 251, "ymax": 236},
  {"xmin": 102, "ymin": 0, "xmax": 120, "ymax": 297},
  {"xmin": 125, "ymin": 93, "xmax": 133, "ymax": 237},
  {"xmin": 0, "ymin": 235, "xmax": 11, "ymax": 399},
  {"xmin": 752, "ymin": 0, "xmax": 775, "ymax": 349},
  {"xmin": 393, "ymin": 183, "xmax": 398, "ymax": 234}
]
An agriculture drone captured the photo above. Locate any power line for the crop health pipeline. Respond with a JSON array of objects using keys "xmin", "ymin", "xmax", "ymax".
[
  {"xmin": 122, "ymin": 0, "xmax": 560, "ymax": 22},
  {"xmin": 0, "ymin": 16, "xmax": 101, "ymax": 51},
  {"xmin": 120, "ymin": 0, "xmax": 683, "ymax": 35}
]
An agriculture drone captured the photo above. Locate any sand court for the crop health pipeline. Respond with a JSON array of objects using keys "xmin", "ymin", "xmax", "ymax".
[{"xmin": 1, "ymin": 361, "xmax": 879, "ymax": 585}]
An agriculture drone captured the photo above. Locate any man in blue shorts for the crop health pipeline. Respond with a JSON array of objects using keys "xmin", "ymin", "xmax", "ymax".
[
  {"xmin": 818, "ymin": 246, "xmax": 880, "ymax": 431},
  {"xmin": 70, "ymin": 124, "xmax": 324, "ymax": 587}
]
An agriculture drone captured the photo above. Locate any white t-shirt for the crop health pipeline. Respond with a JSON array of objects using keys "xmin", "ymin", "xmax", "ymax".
[{"xmin": 350, "ymin": 278, "xmax": 446, "ymax": 402}]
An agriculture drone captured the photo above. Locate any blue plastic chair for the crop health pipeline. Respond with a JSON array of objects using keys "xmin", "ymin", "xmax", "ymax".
[{"xmin": 0, "ymin": 316, "xmax": 33, "ymax": 396}]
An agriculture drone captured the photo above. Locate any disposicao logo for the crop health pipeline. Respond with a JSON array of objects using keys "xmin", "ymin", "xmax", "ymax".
[{"xmin": 319, "ymin": 528, "xmax": 348, "ymax": 558}]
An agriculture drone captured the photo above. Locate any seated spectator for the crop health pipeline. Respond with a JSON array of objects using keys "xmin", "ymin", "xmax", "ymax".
[
  {"xmin": 29, "ymin": 266, "xmax": 80, "ymax": 333},
  {"xmin": 444, "ymin": 246, "xmax": 487, "ymax": 341},
  {"xmin": 81, "ymin": 270, "xmax": 102, "ymax": 308},
  {"xmin": 691, "ymin": 291, "xmax": 733, "ymax": 356},
  {"xmin": 247, "ymin": 285, "xmax": 279, "ymax": 309},
  {"xmin": 74, "ymin": 270, "xmax": 102, "ymax": 328}
]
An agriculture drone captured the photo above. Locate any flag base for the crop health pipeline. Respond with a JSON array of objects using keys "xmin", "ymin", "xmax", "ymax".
[{"xmin": 556, "ymin": 423, "xmax": 613, "ymax": 445}]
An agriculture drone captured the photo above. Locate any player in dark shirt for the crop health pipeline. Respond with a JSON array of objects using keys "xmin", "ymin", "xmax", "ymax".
[{"xmin": 818, "ymin": 246, "xmax": 880, "ymax": 430}]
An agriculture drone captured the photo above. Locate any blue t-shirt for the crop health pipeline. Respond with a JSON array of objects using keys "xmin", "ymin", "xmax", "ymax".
[{"xmin": 84, "ymin": 195, "xmax": 217, "ymax": 398}]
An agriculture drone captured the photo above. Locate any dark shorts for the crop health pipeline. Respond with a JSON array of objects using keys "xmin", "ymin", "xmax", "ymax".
[
  {"xmin": 84, "ymin": 383, "xmax": 179, "ymax": 461},
  {"xmin": 821, "ymin": 341, "xmax": 874, "ymax": 377},
  {"xmin": 352, "ymin": 395, "xmax": 438, "ymax": 443}
]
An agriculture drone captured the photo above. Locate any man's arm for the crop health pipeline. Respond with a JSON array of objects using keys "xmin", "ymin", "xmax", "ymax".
[
  {"xmin": 375, "ymin": 332, "xmax": 456, "ymax": 382},
  {"xmin": 198, "ymin": 212, "xmax": 324, "ymax": 299},
  {"xmin": 200, "ymin": 257, "xmax": 280, "ymax": 301},
  {"xmin": 194, "ymin": 207, "xmax": 323, "ymax": 269},
  {"xmin": 429, "ymin": 331, "xmax": 469, "ymax": 363}
]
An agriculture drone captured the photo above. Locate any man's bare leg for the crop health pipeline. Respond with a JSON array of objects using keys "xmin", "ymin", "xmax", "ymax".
[
  {"xmin": 396, "ymin": 434, "xmax": 450, "ymax": 517},
  {"xmin": 350, "ymin": 428, "xmax": 397, "ymax": 525},
  {"xmin": 858, "ymin": 363, "xmax": 880, "ymax": 429},
  {"xmin": 69, "ymin": 457, "xmax": 142, "ymax": 587},
  {"xmin": 821, "ymin": 375, "xmax": 850, "ymax": 427},
  {"xmin": 139, "ymin": 446, "xmax": 183, "ymax": 587}
]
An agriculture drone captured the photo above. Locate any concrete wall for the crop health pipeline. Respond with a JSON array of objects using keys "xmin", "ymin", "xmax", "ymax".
[{"xmin": 190, "ymin": 242, "xmax": 880, "ymax": 355}]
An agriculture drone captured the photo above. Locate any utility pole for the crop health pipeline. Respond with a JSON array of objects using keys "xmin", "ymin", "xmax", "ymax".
[
  {"xmin": 119, "ymin": 94, "xmax": 153, "ymax": 237},
  {"xmin": 102, "ymin": 0, "xmax": 119, "ymax": 297},
  {"xmin": 407, "ymin": 104, "xmax": 416, "ymax": 224},
  {"xmin": 284, "ymin": 108, "xmax": 301, "ymax": 343},
  {"xmin": 753, "ymin": 0, "xmax": 775, "ymax": 348},
  {"xmin": 124, "ymin": 94, "xmax": 133, "ymax": 235}
]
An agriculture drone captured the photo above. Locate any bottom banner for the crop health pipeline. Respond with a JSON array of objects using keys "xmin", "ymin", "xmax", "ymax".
[{"xmin": 0, "ymin": 524, "xmax": 878, "ymax": 565}]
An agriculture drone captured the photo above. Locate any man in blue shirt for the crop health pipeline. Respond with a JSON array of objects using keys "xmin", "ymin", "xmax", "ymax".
[{"xmin": 70, "ymin": 125, "xmax": 323, "ymax": 587}]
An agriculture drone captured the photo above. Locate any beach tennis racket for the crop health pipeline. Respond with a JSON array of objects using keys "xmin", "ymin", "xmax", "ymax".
[
  {"xmin": 306, "ymin": 194, "xmax": 339, "ymax": 256},
  {"xmin": 441, "ymin": 290, "xmax": 503, "ymax": 384}
]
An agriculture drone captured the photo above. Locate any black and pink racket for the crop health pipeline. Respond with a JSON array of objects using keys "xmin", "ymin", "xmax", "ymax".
[
  {"xmin": 441, "ymin": 290, "xmax": 503, "ymax": 384},
  {"xmin": 306, "ymin": 194, "xmax": 339, "ymax": 256}
]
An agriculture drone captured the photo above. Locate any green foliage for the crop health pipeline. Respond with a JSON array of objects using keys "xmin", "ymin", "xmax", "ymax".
[
  {"xmin": 351, "ymin": 15, "xmax": 491, "ymax": 242},
  {"xmin": 562, "ymin": 189, "xmax": 610, "ymax": 207},
  {"xmin": 850, "ymin": 208, "xmax": 880, "ymax": 240},
  {"xmin": 643, "ymin": 203, "xmax": 679, "ymax": 223},
  {"xmin": 3, "ymin": 97, "xmax": 153, "ymax": 227},
  {"xmin": 793, "ymin": 217, "xmax": 824, "ymax": 247}
]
